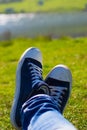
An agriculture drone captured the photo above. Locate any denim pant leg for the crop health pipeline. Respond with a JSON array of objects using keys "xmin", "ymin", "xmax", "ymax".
[{"xmin": 21, "ymin": 94, "xmax": 77, "ymax": 130}]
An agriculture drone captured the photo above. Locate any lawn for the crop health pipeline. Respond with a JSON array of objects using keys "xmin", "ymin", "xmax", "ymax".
[
  {"xmin": 0, "ymin": 0, "xmax": 87, "ymax": 13},
  {"xmin": 0, "ymin": 36, "xmax": 87, "ymax": 130}
]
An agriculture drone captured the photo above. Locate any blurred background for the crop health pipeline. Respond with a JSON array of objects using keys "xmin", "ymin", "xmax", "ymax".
[{"xmin": 0, "ymin": 0, "xmax": 87, "ymax": 40}]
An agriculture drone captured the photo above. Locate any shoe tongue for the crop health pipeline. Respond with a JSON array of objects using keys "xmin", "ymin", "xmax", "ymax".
[
  {"xmin": 37, "ymin": 81, "xmax": 50, "ymax": 95},
  {"xmin": 33, "ymin": 80, "xmax": 49, "ymax": 91},
  {"xmin": 37, "ymin": 81, "xmax": 48, "ymax": 87},
  {"xmin": 29, "ymin": 81, "xmax": 50, "ymax": 98}
]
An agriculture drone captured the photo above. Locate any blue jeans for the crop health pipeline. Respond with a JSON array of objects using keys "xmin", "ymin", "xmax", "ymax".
[{"xmin": 21, "ymin": 94, "xmax": 77, "ymax": 130}]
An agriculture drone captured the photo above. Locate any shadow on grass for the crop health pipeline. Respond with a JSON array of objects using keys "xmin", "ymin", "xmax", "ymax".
[{"xmin": 0, "ymin": 40, "xmax": 13, "ymax": 47}]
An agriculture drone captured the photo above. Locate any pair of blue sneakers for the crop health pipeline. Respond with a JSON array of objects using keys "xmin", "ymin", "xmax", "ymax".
[{"xmin": 10, "ymin": 47, "xmax": 72, "ymax": 129}]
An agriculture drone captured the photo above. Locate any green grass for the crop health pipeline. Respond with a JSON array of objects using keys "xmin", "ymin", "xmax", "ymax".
[
  {"xmin": 0, "ymin": 0, "xmax": 87, "ymax": 13},
  {"xmin": 0, "ymin": 36, "xmax": 87, "ymax": 129}
]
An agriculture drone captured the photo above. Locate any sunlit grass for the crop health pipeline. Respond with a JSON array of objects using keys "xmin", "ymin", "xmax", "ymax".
[
  {"xmin": 0, "ymin": 36, "xmax": 87, "ymax": 129},
  {"xmin": 0, "ymin": 0, "xmax": 87, "ymax": 13}
]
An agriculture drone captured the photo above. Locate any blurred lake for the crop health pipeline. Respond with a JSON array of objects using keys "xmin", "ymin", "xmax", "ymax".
[{"xmin": 0, "ymin": 12, "xmax": 87, "ymax": 40}]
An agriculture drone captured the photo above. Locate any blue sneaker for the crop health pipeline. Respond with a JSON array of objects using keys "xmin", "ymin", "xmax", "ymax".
[
  {"xmin": 10, "ymin": 47, "xmax": 49, "ymax": 129},
  {"xmin": 45, "ymin": 64, "xmax": 72, "ymax": 114}
]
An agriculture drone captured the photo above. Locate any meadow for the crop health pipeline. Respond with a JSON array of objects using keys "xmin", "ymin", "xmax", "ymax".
[
  {"xmin": 0, "ymin": 36, "xmax": 87, "ymax": 130},
  {"xmin": 0, "ymin": 0, "xmax": 87, "ymax": 13}
]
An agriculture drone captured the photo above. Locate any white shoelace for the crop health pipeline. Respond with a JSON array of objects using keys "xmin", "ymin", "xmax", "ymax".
[
  {"xmin": 49, "ymin": 86, "xmax": 67, "ymax": 107},
  {"xmin": 28, "ymin": 62, "xmax": 42, "ymax": 88}
]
